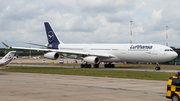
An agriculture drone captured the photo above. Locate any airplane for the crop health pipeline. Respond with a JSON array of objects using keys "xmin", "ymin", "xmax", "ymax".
[
  {"xmin": 0, "ymin": 51, "xmax": 16, "ymax": 69},
  {"xmin": 32, "ymin": 56, "xmax": 40, "ymax": 59},
  {"xmin": 2, "ymin": 22, "xmax": 178, "ymax": 70}
]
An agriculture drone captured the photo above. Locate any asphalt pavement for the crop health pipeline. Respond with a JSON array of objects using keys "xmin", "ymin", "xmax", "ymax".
[
  {"xmin": 8, "ymin": 64, "xmax": 180, "ymax": 73},
  {"xmin": 0, "ymin": 72, "xmax": 170, "ymax": 101}
]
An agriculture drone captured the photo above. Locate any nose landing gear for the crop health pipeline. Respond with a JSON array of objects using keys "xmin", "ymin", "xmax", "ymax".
[{"xmin": 155, "ymin": 63, "xmax": 161, "ymax": 70}]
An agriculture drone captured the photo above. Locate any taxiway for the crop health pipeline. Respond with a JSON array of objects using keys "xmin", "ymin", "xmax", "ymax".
[{"xmin": 8, "ymin": 64, "xmax": 179, "ymax": 73}]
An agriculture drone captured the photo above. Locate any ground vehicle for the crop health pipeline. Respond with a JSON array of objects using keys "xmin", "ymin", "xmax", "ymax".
[
  {"xmin": 166, "ymin": 72, "xmax": 180, "ymax": 101},
  {"xmin": 42, "ymin": 60, "xmax": 46, "ymax": 63},
  {"xmin": 59, "ymin": 60, "xmax": 64, "ymax": 64}
]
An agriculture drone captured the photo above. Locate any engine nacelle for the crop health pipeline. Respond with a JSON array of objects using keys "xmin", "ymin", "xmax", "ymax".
[
  {"xmin": 83, "ymin": 56, "xmax": 100, "ymax": 64},
  {"xmin": 44, "ymin": 52, "xmax": 59, "ymax": 60}
]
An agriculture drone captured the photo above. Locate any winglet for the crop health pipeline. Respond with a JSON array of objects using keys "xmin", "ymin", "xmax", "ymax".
[{"xmin": 2, "ymin": 42, "xmax": 9, "ymax": 48}]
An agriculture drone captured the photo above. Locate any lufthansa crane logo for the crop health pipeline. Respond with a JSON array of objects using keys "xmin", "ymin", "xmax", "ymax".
[{"xmin": 48, "ymin": 31, "xmax": 54, "ymax": 42}]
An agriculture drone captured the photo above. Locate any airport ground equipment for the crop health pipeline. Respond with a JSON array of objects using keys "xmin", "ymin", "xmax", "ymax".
[{"xmin": 166, "ymin": 72, "xmax": 180, "ymax": 101}]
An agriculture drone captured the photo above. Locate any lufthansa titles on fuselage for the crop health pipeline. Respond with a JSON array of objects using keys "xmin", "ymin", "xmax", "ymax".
[{"xmin": 130, "ymin": 45, "xmax": 153, "ymax": 50}]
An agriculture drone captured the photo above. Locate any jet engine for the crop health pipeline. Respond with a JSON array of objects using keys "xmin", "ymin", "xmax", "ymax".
[
  {"xmin": 44, "ymin": 52, "xmax": 59, "ymax": 60},
  {"xmin": 83, "ymin": 56, "xmax": 100, "ymax": 64}
]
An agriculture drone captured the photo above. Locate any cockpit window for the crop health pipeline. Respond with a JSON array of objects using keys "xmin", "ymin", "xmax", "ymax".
[{"xmin": 164, "ymin": 49, "xmax": 174, "ymax": 52}]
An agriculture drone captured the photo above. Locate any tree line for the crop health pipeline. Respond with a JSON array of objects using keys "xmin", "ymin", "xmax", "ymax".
[{"xmin": 0, "ymin": 48, "xmax": 43, "ymax": 56}]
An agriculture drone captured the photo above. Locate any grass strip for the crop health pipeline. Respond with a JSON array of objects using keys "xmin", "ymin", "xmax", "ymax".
[{"xmin": 0, "ymin": 66, "xmax": 177, "ymax": 81}]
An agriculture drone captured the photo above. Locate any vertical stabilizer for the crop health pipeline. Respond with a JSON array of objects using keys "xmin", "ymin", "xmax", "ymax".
[
  {"xmin": 0, "ymin": 51, "xmax": 16, "ymax": 67},
  {"xmin": 44, "ymin": 22, "xmax": 63, "ymax": 49}
]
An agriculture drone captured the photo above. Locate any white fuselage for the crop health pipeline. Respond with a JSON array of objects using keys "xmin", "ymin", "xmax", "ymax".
[{"xmin": 59, "ymin": 43, "xmax": 178, "ymax": 63}]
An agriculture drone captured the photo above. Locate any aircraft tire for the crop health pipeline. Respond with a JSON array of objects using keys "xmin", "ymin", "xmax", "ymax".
[
  {"xmin": 81, "ymin": 64, "xmax": 84, "ymax": 68},
  {"xmin": 84, "ymin": 64, "xmax": 88, "ymax": 68},
  {"xmin": 108, "ymin": 64, "xmax": 112, "ymax": 68},
  {"xmin": 104, "ymin": 64, "xmax": 108, "ymax": 68},
  {"xmin": 88, "ymin": 64, "xmax": 91, "ymax": 68},
  {"xmin": 112, "ymin": 64, "xmax": 115, "ymax": 68}
]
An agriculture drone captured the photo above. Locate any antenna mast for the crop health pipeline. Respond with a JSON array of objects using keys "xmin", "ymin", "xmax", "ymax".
[{"xmin": 130, "ymin": 20, "xmax": 133, "ymax": 44}]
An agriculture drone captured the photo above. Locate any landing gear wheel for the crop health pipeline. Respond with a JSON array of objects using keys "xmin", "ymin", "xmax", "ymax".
[
  {"xmin": 81, "ymin": 64, "xmax": 84, "ymax": 68},
  {"xmin": 155, "ymin": 66, "xmax": 160, "ymax": 70},
  {"xmin": 172, "ymin": 94, "xmax": 179, "ymax": 101},
  {"xmin": 112, "ymin": 64, "xmax": 115, "ymax": 68},
  {"xmin": 108, "ymin": 64, "xmax": 112, "ymax": 68},
  {"xmin": 104, "ymin": 64, "xmax": 108, "ymax": 68},
  {"xmin": 84, "ymin": 64, "xmax": 88, "ymax": 68},
  {"xmin": 88, "ymin": 64, "xmax": 91, "ymax": 68}
]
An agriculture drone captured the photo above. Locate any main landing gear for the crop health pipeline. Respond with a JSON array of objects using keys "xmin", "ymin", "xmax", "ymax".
[
  {"xmin": 155, "ymin": 63, "xmax": 161, "ymax": 70},
  {"xmin": 104, "ymin": 63, "xmax": 115, "ymax": 68},
  {"xmin": 80, "ymin": 63, "xmax": 115, "ymax": 68},
  {"xmin": 80, "ymin": 63, "xmax": 99, "ymax": 68}
]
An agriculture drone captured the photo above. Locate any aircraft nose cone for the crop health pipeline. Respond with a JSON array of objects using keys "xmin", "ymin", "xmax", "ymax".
[
  {"xmin": 171, "ymin": 52, "xmax": 178, "ymax": 59},
  {"xmin": 174, "ymin": 52, "xmax": 178, "ymax": 58},
  {"xmin": 162, "ymin": 52, "xmax": 178, "ymax": 62}
]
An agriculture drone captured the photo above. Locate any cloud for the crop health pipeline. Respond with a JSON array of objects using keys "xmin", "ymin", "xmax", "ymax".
[
  {"xmin": 152, "ymin": 10, "xmax": 162, "ymax": 21},
  {"xmin": 78, "ymin": 0, "xmax": 134, "ymax": 13},
  {"xmin": 106, "ymin": 11, "xmax": 133, "ymax": 23},
  {"xmin": 0, "ymin": 0, "xmax": 180, "ymax": 48}
]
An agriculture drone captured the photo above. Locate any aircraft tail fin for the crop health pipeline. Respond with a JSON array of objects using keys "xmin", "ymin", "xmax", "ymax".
[
  {"xmin": 44, "ymin": 22, "xmax": 63, "ymax": 49},
  {"xmin": 1, "ymin": 51, "xmax": 16, "ymax": 65}
]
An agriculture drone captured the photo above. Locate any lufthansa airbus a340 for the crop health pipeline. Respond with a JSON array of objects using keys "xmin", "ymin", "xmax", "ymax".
[{"xmin": 3, "ymin": 22, "xmax": 178, "ymax": 70}]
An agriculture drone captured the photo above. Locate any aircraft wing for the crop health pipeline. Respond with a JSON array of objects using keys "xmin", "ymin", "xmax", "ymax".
[{"xmin": 11, "ymin": 46, "xmax": 114, "ymax": 58}]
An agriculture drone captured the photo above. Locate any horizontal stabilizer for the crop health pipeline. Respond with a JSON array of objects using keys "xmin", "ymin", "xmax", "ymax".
[{"xmin": 2, "ymin": 42, "xmax": 9, "ymax": 48}]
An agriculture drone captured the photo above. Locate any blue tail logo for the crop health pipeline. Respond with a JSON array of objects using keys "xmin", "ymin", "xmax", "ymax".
[
  {"xmin": 44, "ymin": 22, "xmax": 62, "ymax": 49},
  {"xmin": 48, "ymin": 31, "xmax": 54, "ymax": 42}
]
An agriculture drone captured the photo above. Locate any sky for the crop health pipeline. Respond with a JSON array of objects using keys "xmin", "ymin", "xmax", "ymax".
[{"xmin": 0, "ymin": 0, "xmax": 180, "ymax": 48}]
